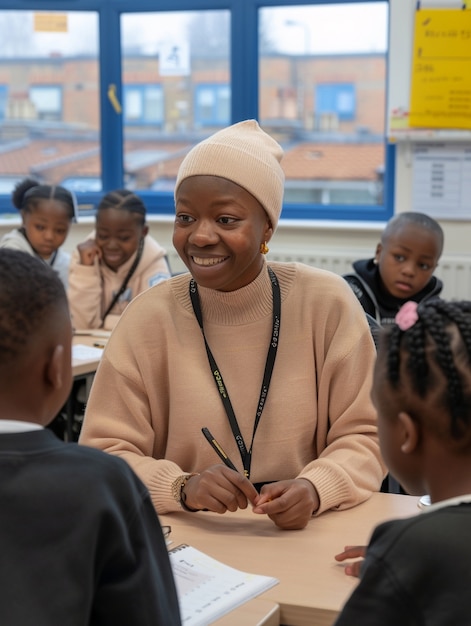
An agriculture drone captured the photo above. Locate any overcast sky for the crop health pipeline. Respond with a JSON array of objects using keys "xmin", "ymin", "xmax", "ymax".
[{"xmin": 0, "ymin": 4, "xmax": 388, "ymax": 58}]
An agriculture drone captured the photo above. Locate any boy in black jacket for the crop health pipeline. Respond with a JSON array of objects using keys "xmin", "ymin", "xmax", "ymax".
[
  {"xmin": 344, "ymin": 212, "xmax": 443, "ymax": 327},
  {"xmin": 0, "ymin": 249, "xmax": 181, "ymax": 626}
]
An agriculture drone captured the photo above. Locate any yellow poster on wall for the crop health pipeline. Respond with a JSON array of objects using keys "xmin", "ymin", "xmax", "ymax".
[{"xmin": 409, "ymin": 8, "xmax": 471, "ymax": 129}]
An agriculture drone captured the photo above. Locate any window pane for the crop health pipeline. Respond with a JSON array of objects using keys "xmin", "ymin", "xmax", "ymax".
[
  {"xmin": 125, "ymin": 89, "xmax": 143, "ymax": 120},
  {"xmin": 0, "ymin": 11, "xmax": 100, "ymax": 197},
  {"xmin": 121, "ymin": 10, "xmax": 230, "ymax": 192},
  {"xmin": 259, "ymin": 3, "xmax": 388, "ymax": 207},
  {"xmin": 30, "ymin": 86, "xmax": 62, "ymax": 120},
  {"xmin": 144, "ymin": 87, "xmax": 163, "ymax": 122}
]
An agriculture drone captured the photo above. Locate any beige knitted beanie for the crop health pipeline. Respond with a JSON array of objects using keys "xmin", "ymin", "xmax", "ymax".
[{"xmin": 174, "ymin": 119, "xmax": 285, "ymax": 230}]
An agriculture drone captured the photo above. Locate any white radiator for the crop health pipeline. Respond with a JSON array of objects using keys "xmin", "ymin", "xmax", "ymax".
[
  {"xmin": 167, "ymin": 249, "xmax": 471, "ymax": 301},
  {"xmin": 267, "ymin": 249, "xmax": 471, "ymax": 301}
]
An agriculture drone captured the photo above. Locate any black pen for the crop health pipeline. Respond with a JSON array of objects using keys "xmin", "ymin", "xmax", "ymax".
[{"xmin": 201, "ymin": 427, "xmax": 239, "ymax": 472}]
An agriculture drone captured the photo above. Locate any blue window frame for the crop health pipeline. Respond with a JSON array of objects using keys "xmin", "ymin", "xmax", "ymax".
[{"xmin": 0, "ymin": 0, "xmax": 393, "ymax": 224}]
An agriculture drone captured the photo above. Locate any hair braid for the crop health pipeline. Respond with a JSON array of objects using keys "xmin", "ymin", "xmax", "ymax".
[
  {"xmin": 385, "ymin": 299, "xmax": 471, "ymax": 440},
  {"xmin": 404, "ymin": 321, "xmax": 428, "ymax": 396},
  {"xmin": 12, "ymin": 177, "xmax": 75, "ymax": 221},
  {"xmin": 386, "ymin": 324, "xmax": 402, "ymax": 387},
  {"xmin": 97, "ymin": 189, "xmax": 146, "ymax": 223}
]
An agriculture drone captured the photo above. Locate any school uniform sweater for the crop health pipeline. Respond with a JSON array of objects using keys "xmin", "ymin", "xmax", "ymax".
[
  {"xmin": 0, "ymin": 227, "xmax": 70, "ymax": 289},
  {"xmin": 333, "ymin": 501, "xmax": 471, "ymax": 625},
  {"xmin": 68, "ymin": 233, "xmax": 171, "ymax": 330},
  {"xmin": 0, "ymin": 427, "xmax": 181, "ymax": 626},
  {"xmin": 80, "ymin": 261, "xmax": 385, "ymax": 515},
  {"xmin": 343, "ymin": 258, "xmax": 443, "ymax": 326}
]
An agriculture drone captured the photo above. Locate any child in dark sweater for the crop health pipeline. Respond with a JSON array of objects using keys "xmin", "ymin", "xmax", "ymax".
[
  {"xmin": 344, "ymin": 212, "xmax": 444, "ymax": 327},
  {"xmin": 0, "ymin": 249, "xmax": 180, "ymax": 626},
  {"xmin": 334, "ymin": 299, "xmax": 471, "ymax": 625}
]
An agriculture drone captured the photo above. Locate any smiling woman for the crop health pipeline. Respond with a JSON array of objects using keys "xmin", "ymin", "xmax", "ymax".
[
  {"xmin": 174, "ymin": 176, "xmax": 272, "ymax": 292},
  {"xmin": 79, "ymin": 119, "xmax": 385, "ymax": 531},
  {"xmin": 173, "ymin": 120, "xmax": 283, "ymax": 292}
]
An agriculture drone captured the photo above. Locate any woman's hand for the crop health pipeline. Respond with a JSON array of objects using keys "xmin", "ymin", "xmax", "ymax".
[
  {"xmin": 181, "ymin": 465, "xmax": 259, "ymax": 513},
  {"xmin": 252, "ymin": 478, "xmax": 319, "ymax": 530},
  {"xmin": 334, "ymin": 545, "xmax": 366, "ymax": 577}
]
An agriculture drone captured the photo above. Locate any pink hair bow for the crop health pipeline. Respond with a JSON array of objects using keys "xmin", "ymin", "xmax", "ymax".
[{"xmin": 395, "ymin": 301, "xmax": 419, "ymax": 331}]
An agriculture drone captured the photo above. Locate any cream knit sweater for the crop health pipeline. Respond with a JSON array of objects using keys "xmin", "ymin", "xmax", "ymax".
[{"xmin": 80, "ymin": 260, "xmax": 385, "ymax": 515}]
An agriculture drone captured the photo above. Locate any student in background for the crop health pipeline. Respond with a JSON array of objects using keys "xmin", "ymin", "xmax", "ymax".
[
  {"xmin": 345, "ymin": 211, "xmax": 444, "ymax": 493},
  {"xmin": 343, "ymin": 212, "xmax": 444, "ymax": 327},
  {"xmin": 333, "ymin": 298, "xmax": 471, "ymax": 625},
  {"xmin": 68, "ymin": 189, "xmax": 171, "ymax": 330},
  {"xmin": 80, "ymin": 120, "xmax": 384, "ymax": 531},
  {"xmin": 0, "ymin": 177, "xmax": 76, "ymax": 289},
  {"xmin": 0, "ymin": 249, "xmax": 181, "ymax": 626}
]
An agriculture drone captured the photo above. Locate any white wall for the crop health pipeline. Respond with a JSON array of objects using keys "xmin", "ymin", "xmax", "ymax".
[
  {"xmin": 1, "ymin": 213, "xmax": 469, "ymax": 301},
  {"xmin": 0, "ymin": 214, "xmax": 384, "ymax": 275}
]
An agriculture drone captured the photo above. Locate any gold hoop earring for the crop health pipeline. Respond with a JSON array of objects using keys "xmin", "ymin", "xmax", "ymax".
[{"xmin": 260, "ymin": 242, "xmax": 269, "ymax": 255}]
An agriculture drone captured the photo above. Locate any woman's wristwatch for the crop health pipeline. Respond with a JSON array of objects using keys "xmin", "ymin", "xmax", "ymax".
[{"xmin": 171, "ymin": 473, "xmax": 200, "ymax": 512}]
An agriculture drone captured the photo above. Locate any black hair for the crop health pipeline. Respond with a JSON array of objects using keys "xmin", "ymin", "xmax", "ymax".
[
  {"xmin": 12, "ymin": 177, "xmax": 76, "ymax": 221},
  {"xmin": 382, "ymin": 212, "xmax": 444, "ymax": 254},
  {"xmin": 97, "ymin": 189, "xmax": 147, "ymax": 225},
  {"xmin": 0, "ymin": 249, "xmax": 67, "ymax": 363},
  {"xmin": 384, "ymin": 299, "xmax": 471, "ymax": 440}
]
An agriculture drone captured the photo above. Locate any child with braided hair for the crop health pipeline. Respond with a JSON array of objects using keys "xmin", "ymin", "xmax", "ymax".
[
  {"xmin": 68, "ymin": 189, "xmax": 171, "ymax": 329},
  {"xmin": 0, "ymin": 177, "xmax": 76, "ymax": 289},
  {"xmin": 333, "ymin": 298, "xmax": 471, "ymax": 625}
]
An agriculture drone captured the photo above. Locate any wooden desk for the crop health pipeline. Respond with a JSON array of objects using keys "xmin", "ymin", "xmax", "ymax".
[
  {"xmin": 72, "ymin": 332, "xmax": 109, "ymax": 376},
  {"xmin": 161, "ymin": 492, "xmax": 420, "ymax": 626},
  {"xmin": 215, "ymin": 598, "xmax": 280, "ymax": 626},
  {"xmin": 58, "ymin": 334, "xmax": 108, "ymax": 441}
]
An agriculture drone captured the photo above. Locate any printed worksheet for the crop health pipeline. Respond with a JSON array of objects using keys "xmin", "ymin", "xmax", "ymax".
[{"xmin": 169, "ymin": 544, "xmax": 278, "ymax": 625}]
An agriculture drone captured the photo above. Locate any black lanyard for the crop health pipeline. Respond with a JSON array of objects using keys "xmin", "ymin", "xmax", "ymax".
[
  {"xmin": 189, "ymin": 266, "xmax": 281, "ymax": 479},
  {"xmin": 100, "ymin": 237, "xmax": 144, "ymax": 327}
]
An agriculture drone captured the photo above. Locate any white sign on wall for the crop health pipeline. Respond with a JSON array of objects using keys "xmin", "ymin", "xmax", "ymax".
[
  {"xmin": 412, "ymin": 143, "xmax": 471, "ymax": 218},
  {"xmin": 159, "ymin": 41, "xmax": 190, "ymax": 77}
]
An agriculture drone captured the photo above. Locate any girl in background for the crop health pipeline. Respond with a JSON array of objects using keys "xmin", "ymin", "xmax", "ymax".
[
  {"xmin": 68, "ymin": 189, "xmax": 170, "ymax": 330},
  {"xmin": 0, "ymin": 178, "xmax": 76, "ymax": 288}
]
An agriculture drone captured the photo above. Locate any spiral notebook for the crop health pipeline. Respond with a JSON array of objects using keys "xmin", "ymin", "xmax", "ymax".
[{"xmin": 169, "ymin": 544, "xmax": 279, "ymax": 625}]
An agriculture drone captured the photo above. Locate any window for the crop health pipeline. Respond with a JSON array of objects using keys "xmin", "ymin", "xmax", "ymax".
[
  {"xmin": 195, "ymin": 85, "xmax": 230, "ymax": 126},
  {"xmin": 0, "ymin": 10, "xmax": 100, "ymax": 204},
  {"xmin": 29, "ymin": 86, "xmax": 62, "ymax": 121},
  {"xmin": 0, "ymin": 1, "xmax": 391, "ymax": 222},
  {"xmin": 259, "ymin": 3, "xmax": 389, "ymax": 217},
  {"xmin": 124, "ymin": 85, "xmax": 164, "ymax": 125},
  {"xmin": 316, "ymin": 83, "xmax": 356, "ymax": 123}
]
